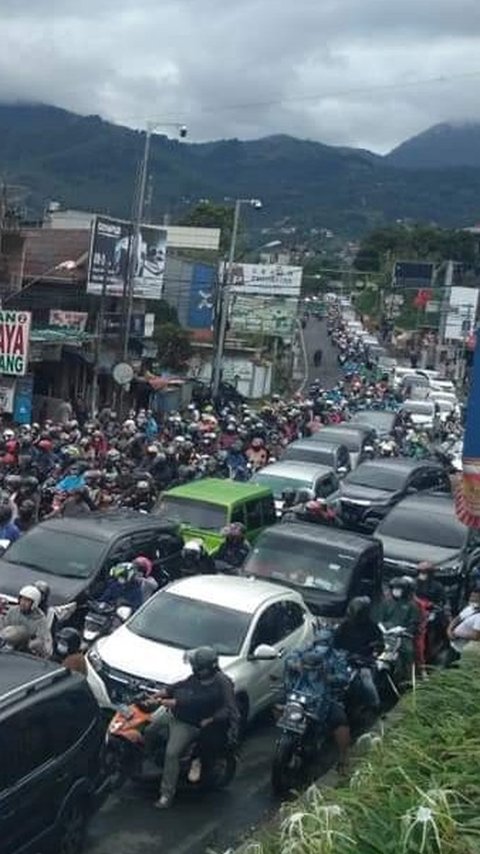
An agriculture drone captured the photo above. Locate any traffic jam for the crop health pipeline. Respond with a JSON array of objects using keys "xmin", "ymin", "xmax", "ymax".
[{"xmin": 0, "ymin": 293, "xmax": 476, "ymax": 854}]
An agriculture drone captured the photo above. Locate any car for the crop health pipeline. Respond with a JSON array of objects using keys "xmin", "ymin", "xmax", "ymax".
[
  {"xmin": 330, "ymin": 457, "xmax": 449, "ymax": 532},
  {"xmin": 310, "ymin": 424, "xmax": 377, "ymax": 468},
  {"xmin": 0, "ymin": 511, "xmax": 183, "ymax": 608},
  {"xmin": 242, "ymin": 523, "xmax": 383, "ymax": 617},
  {"xmin": 0, "ymin": 653, "xmax": 106, "ymax": 854},
  {"xmin": 158, "ymin": 479, "xmax": 276, "ymax": 553},
  {"xmin": 349, "ymin": 410, "xmax": 400, "ymax": 439},
  {"xmin": 374, "ymin": 493, "xmax": 479, "ymax": 605},
  {"xmin": 252, "ymin": 461, "xmax": 339, "ymax": 515},
  {"xmin": 281, "ymin": 439, "xmax": 351, "ymax": 475},
  {"xmin": 401, "ymin": 399, "xmax": 436, "ymax": 429},
  {"xmin": 89, "ymin": 575, "xmax": 316, "ymax": 721}
]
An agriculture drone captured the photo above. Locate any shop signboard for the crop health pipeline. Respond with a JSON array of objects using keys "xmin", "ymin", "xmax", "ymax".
[
  {"xmin": 87, "ymin": 216, "xmax": 167, "ymax": 300},
  {"xmin": 0, "ymin": 311, "xmax": 31, "ymax": 376},
  {"xmin": 49, "ymin": 310, "xmax": 88, "ymax": 331},
  {"xmin": 226, "ymin": 263, "xmax": 303, "ymax": 297},
  {"xmin": 230, "ymin": 295, "xmax": 298, "ymax": 336}
]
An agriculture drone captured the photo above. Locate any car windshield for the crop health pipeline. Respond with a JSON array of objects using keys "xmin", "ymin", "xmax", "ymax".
[
  {"xmin": 128, "ymin": 592, "xmax": 250, "ymax": 655},
  {"xmin": 4, "ymin": 529, "xmax": 103, "ymax": 578},
  {"xmin": 161, "ymin": 497, "xmax": 227, "ymax": 530},
  {"xmin": 286, "ymin": 448, "xmax": 331, "ymax": 465},
  {"xmin": 345, "ymin": 464, "xmax": 405, "ymax": 492},
  {"xmin": 403, "ymin": 401, "xmax": 434, "ymax": 415},
  {"xmin": 254, "ymin": 472, "xmax": 313, "ymax": 499},
  {"xmin": 245, "ymin": 534, "xmax": 355, "ymax": 594},
  {"xmin": 379, "ymin": 507, "xmax": 466, "ymax": 549}
]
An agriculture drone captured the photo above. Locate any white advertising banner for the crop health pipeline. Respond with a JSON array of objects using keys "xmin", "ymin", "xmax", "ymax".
[
  {"xmin": 444, "ymin": 287, "xmax": 479, "ymax": 341},
  {"xmin": 226, "ymin": 263, "xmax": 303, "ymax": 297}
]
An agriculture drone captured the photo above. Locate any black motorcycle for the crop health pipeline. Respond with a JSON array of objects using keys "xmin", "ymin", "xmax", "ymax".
[
  {"xmin": 81, "ymin": 600, "xmax": 132, "ymax": 650},
  {"xmin": 271, "ymin": 689, "xmax": 329, "ymax": 795}
]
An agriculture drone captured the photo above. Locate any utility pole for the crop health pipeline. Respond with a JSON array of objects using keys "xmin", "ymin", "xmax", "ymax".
[
  {"xmin": 211, "ymin": 197, "xmax": 262, "ymax": 399},
  {"xmin": 121, "ymin": 121, "xmax": 188, "ymax": 361},
  {"xmin": 91, "ymin": 264, "xmax": 108, "ymax": 415}
]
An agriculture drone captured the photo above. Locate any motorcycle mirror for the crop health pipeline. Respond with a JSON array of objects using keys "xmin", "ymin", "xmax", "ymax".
[{"xmin": 116, "ymin": 605, "xmax": 133, "ymax": 623}]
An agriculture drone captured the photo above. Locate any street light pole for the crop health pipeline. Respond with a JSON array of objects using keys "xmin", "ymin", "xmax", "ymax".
[
  {"xmin": 211, "ymin": 197, "xmax": 262, "ymax": 399},
  {"xmin": 121, "ymin": 121, "xmax": 188, "ymax": 362}
]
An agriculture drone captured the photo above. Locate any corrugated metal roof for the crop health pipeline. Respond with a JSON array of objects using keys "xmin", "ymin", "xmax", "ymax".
[{"xmin": 22, "ymin": 229, "xmax": 89, "ymax": 280}]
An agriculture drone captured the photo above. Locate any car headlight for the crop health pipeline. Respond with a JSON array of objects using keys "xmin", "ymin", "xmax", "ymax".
[
  {"xmin": 435, "ymin": 560, "xmax": 463, "ymax": 577},
  {"xmin": 87, "ymin": 647, "xmax": 104, "ymax": 672}
]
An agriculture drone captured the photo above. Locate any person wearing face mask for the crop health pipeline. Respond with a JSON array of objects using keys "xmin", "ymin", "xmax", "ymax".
[
  {"xmin": 415, "ymin": 562, "xmax": 446, "ymax": 608},
  {"xmin": 374, "ymin": 577, "xmax": 422, "ymax": 682}
]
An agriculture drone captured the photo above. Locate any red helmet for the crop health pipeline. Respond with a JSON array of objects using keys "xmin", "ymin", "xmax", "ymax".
[
  {"xmin": 133, "ymin": 555, "xmax": 153, "ymax": 578},
  {"xmin": 38, "ymin": 439, "xmax": 53, "ymax": 452}
]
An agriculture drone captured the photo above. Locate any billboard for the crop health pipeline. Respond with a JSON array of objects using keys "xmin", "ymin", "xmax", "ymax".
[
  {"xmin": 0, "ymin": 311, "xmax": 31, "ymax": 376},
  {"xmin": 87, "ymin": 216, "xmax": 167, "ymax": 300},
  {"xmin": 393, "ymin": 261, "xmax": 434, "ymax": 289},
  {"xmin": 227, "ymin": 263, "xmax": 303, "ymax": 297},
  {"xmin": 443, "ymin": 287, "xmax": 479, "ymax": 342},
  {"xmin": 188, "ymin": 264, "xmax": 215, "ymax": 329},
  {"xmin": 230, "ymin": 296, "xmax": 298, "ymax": 336},
  {"xmin": 49, "ymin": 310, "xmax": 88, "ymax": 331}
]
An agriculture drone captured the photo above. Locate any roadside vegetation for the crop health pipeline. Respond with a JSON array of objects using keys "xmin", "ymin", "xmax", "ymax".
[{"xmin": 243, "ymin": 652, "xmax": 480, "ymax": 854}]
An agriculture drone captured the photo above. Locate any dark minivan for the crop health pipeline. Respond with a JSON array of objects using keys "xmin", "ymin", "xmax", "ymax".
[
  {"xmin": 0, "ymin": 653, "xmax": 105, "ymax": 854},
  {"xmin": 243, "ymin": 523, "xmax": 383, "ymax": 617},
  {"xmin": 282, "ymin": 439, "xmax": 351, "ymax": 475}
]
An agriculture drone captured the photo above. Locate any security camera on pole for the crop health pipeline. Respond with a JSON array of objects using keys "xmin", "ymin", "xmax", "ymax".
[{"xmin": 211, "ymin": 198, "xmax": 263, "ymax": 399}]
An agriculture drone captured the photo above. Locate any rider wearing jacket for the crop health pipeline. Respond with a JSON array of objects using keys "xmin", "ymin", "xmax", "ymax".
[
  {"xmin": 215, "ymin": 524, "xmax": 251, "ymax": 569},
  {"xmin": 334, "ymin": 596, "xmax": 383, "ymax": 711},
  {"xmin": 374, "ymin": 577, "xmax": 422, "ymax": 679},
  {"xmin": 144, "ymin": 647, "xmax": 238, "ymax": 808},
  {"xmin": 101, "ymin": 562, "xmax": 143, "ymax": 612},
  {"xmin": 0, "ymin": 585, "xmax": 52, "ymax": 657}
]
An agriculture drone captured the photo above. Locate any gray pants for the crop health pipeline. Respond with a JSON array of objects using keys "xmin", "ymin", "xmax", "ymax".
[{"xmin": 144, "ymin": 707, "xmax": 199, "ymax": 800}]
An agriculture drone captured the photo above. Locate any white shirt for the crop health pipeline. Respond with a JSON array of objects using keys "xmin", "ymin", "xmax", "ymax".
[{"xmin": 452, "ymin": 604, "xmax": 480, "ymax": 650}]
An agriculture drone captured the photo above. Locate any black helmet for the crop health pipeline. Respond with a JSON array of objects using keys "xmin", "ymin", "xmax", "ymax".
[
  {"xmin": 0, "ymin": 625, "xmax": 30, "ymax": 651},
  {"xmin": 295, "ymin": 487, "xmax": 315, "ymax": 504},
  {"xmin": 346, "ymin": 596, "xmax": 371, "ymax": 620},
  {"xmin": 389, "ymin": 576, "xmax": 414, "ymax": 598},
  {"xmin": 281, "ymin": 488, "xmax": 297, "ymax": 507},
  {"xmin": 55, "ymin": 627, "xmax": 81, "ymax": 658},
  {"xmin": 189, "ymin": 646, "xmax": 219, "ymax": 679}
]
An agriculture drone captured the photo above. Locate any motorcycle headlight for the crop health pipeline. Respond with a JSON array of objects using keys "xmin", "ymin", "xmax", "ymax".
[
  {"xmin": 87, "ymin": 647, "xmax": 103, "ymax": 673},
  {"xmin": 287, "ymin": 710, "xmax": 303, "ymax": 722}
]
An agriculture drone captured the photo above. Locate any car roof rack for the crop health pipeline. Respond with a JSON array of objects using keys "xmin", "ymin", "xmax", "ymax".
[{"xmin": 0, "ymin": 666, "xmax": 70, "ymax": 713}]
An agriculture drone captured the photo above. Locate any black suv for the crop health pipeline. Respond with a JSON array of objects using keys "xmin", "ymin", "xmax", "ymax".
[
  {"xmin": 0, "ymin": 652, "xmax": 105, "ymax": 854},
  {"xmin": 0, "ymin": 510, "xmax": 183, "ymax": 608}
]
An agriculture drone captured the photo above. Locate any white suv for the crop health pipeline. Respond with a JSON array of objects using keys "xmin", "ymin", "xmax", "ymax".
[{"xmin": 89, "ymin": 575, "xmax": 316, "ymax": 723}]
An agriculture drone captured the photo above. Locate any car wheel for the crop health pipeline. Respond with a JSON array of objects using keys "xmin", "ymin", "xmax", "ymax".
[{"xmin": 54, "ymin": 795, "xmax": 88, "ymax": 854}]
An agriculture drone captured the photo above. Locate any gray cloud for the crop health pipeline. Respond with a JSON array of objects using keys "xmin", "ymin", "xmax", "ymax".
[{"xmin": 1, "ymin": 0, "xmax": 480, "ymax": 151}]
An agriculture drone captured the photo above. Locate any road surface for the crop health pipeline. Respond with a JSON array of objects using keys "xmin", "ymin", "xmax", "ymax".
[{"xmin": 302, "ymin": 315, "xmax": 342, "ymax": 389}]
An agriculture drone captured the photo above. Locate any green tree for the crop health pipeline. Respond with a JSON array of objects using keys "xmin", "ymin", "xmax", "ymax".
[
  {"xmin": 154, "ymin": 322, "xmax": 192, "ymax": 371},
  {"xmin": 180, "ymin": 201, "xmax": 235, "ymax": 252}
]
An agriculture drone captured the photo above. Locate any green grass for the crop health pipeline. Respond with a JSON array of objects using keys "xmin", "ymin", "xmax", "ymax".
[{"xmin": 242, "ymin": 651, "xmax": 480, "ymax": 854}]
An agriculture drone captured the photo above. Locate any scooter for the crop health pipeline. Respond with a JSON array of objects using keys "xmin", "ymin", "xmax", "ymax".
[
  {"xmin": 81, "ymin": 601, "xmax": 132, "ymax": 650},
  {"xmin": 104, "ymin": 696, "xmax": 237, "ymax": 795}
]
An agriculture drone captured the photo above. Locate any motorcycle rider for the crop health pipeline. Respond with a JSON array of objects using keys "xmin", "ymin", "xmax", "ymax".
[
  {"xmin": 0, "ymin": 624, "xmax": 31, "ymax": 652},
  {"xmin": 54, "ymin": 626, "xmax": 112, "ymax": 708},
  {"xmin": 0, "ymin": 585, "xmax": 52, "ymax": 656},
  {"xmin": 284, "ymin": 632, "xmax": 351, "ymax": 773},
  {"xmin": 447, "ymin": 588, "xmax": 480, "ymax": 653},
  {"xmin": 415, "ymin": 561, "xmax": 446, "ymax": 607},
  {"xmin": 180, "ymin": 540, "xmax": 216, "ymax": 577},
  {"xmin": 215, "ymin": 523, "xmax": 251, "ymax": 569},
  {"xmin": 144, "ymin": 646, "xmax": 238, "ymax": 809},
  {"xmin": 0, "ymin": 503, "xmax": 21, "ymax": 542},
  {"xmin": 374, "ymin": 577, "xmax": 422, "ymax": 683},
  {"xmin": 333, "ymin": 596, "xmax": 384, "ymax": 711},
  {"xmin": 132, "ymin": 555, "xmax": 159, "ymax": 602},
  {"xmin": 100, "ymin": 562, "xmax": 143, "ymax": 612}
]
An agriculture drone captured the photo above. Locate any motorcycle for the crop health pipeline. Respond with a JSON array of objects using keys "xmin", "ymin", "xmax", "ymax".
[
  {"xmin": 81, "ymin": 600, "xmax": 132, "ymax": 650},
  {"xmin": 104, "ymin": 695, "xmax": 237, "ymax": 795},
  {"xmin": 271, "ymin": 689, "xmax": 327, "ymax": 795}
]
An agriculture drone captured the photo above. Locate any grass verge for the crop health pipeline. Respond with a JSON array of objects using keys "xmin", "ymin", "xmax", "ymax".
[{"xmin": 242, "ymin": 650, "xmax": 480, "ymax": 854}]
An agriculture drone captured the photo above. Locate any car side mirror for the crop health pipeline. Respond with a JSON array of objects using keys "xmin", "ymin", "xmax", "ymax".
[
  {"xmin": 407, "ymin": 486, "xmax": 418, "ymax": 494},
  {"xmin": 337, "ymin": 466, "xmax": 347, "ymax": 476},
  {"xmin": 250, "ymin": 643, "xmax": 278, "ymax": 661}
]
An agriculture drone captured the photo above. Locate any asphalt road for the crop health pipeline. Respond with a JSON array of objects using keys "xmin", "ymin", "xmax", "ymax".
[
  {"xmin": 86, "ymin": 319, "xmax": 341, "ymax": 854},
  {"xmin": 302, "ymin": 316, "xmax": 343, "ymax": 388}
]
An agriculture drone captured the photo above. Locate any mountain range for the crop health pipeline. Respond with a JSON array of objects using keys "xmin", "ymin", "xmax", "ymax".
[{"xmin": 3, "ymin": 103, "xmax": 480, "ymax": 236}]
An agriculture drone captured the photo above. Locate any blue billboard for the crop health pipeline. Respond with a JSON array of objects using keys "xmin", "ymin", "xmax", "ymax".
[{"xmin": 187, "ymin": 264, "xmax": 215, "ymax": 329}]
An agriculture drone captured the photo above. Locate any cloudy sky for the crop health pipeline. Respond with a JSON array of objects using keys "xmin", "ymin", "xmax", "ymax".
[{"xmin": 2, "ymin": 0, "xmax": 480, "ymax": 152}]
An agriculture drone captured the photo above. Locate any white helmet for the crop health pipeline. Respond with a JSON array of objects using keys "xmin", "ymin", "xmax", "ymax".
[{"xmin": 19, "ymin": 585, "xmax": 42, "ymax": 608}]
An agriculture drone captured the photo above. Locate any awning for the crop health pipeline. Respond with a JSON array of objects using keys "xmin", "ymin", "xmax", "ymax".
[{"xmin": 30, "ymin": 327, "xmax": 95, "ymax": 345}]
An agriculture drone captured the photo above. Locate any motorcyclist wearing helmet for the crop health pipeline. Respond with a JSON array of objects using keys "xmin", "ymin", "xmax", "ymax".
[
  {"xmin": 245, "ymin": 436, "xmax": 269, "ymax": 470},
  {"xmin": 100, "ymin": 562, "xmax": 143, "ymax": 611},
  {"xmin": 0, "ymin": 585, "xmax": 52, "ymax": 657},
  {"xmin": 284, "ymin": 632, "xmax": 351, "ymax": 772},
  {"xmin": 144, "ymin": 646, "xmax": 238, "ymax": 808},
  {"xmin": 132, "ymin": 555, "xmax": 159, "ymax": 602},
  {"xmin": 374, "ymin": 577, "xmax": 422, "ymax": 679},
  {"xmin": 215, "ymin": 523, "xmax": 251, "ymax": 569},
  {"xmin": 180, "ymin": 539, "xmax": 215, "ymax": 577},
  {"xmin": 415, "ymin": 561, "xmax": 446, "ymax": 608},
  {"xmin": 333, "ymin": 597, "xmax": 384, "ymax": 711},
  {"xmin": 55, "ymin": 627, "xmax": 86, "ymax": 675}
]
